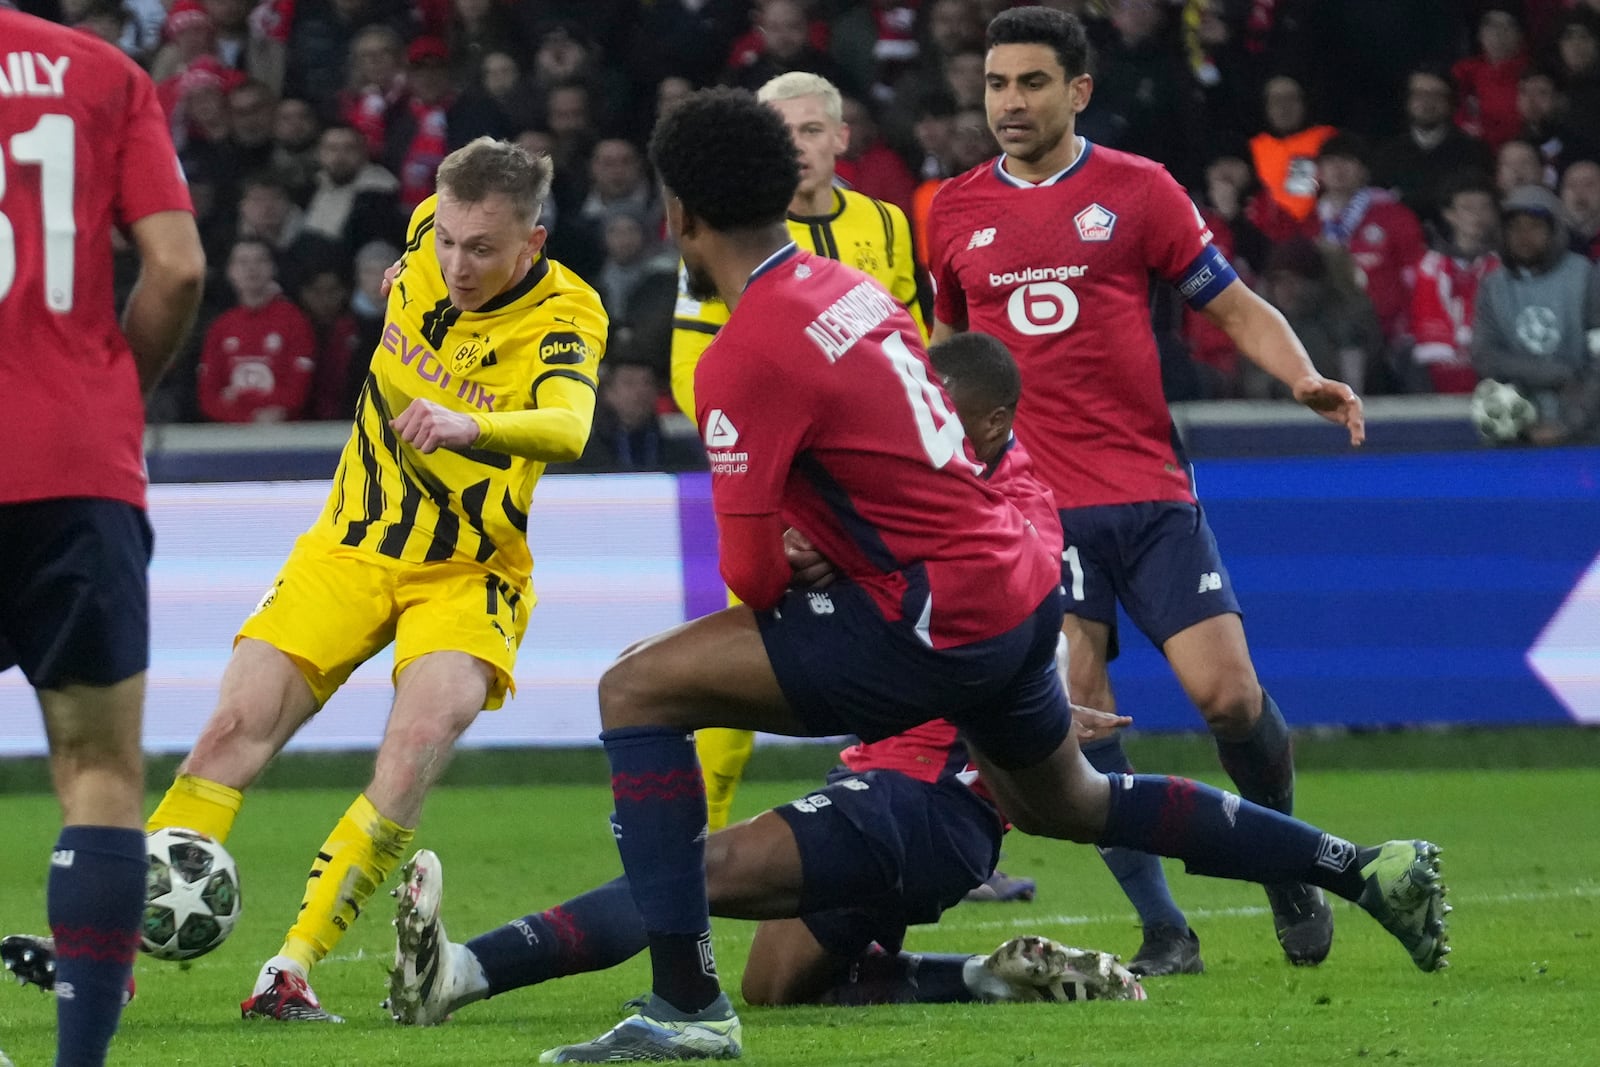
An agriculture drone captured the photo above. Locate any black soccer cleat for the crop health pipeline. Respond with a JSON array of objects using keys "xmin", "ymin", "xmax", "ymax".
[
  {"xmin": 1127, "ymin": 924, "xmax": 1204, "ymax": 977},
  {"xmin": 2, "ymin": 935, "xmax": 57, "ymax": 992},
  {"xmin": 1265, "ymin": 882, "xmax": 1335, "ymax": 966}
]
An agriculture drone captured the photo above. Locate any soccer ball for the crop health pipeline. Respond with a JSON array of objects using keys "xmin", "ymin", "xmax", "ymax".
[
  {"xmin": 1470, "ymin": 379, "xmax": 1537, "ymax": 443},
  {"xmin": 142, "ymin": 828, "xmax": 242, "ymax": 961}
]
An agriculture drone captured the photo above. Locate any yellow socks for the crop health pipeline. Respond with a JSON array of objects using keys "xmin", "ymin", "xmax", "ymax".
[
  {"xmin": 695, "ymin": 728, "xmax": 756, "ymax": 831},
  {"xmin": 278, "ymin": 794, "xmax": 413, "ymax": 974},
  {"xmin": 147, "ymin": 774, "xmax": 244, "ymax": 843}
]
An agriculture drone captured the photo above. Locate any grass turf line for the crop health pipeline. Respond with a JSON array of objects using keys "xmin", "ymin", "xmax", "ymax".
[{"xmin": 0, "ymin": 768, "xmax": 1595, "ymax": 1066}]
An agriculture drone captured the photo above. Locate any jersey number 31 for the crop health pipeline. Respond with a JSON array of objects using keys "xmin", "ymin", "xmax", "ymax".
[{"xmin": 0, "ymin": 114, "xmax": 77, "ymax": 312}]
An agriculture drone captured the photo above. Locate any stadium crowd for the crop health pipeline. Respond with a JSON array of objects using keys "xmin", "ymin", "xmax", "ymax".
[{"xmin": 11, "ymin": 0, "xmax": 1600, "ymax": 448}]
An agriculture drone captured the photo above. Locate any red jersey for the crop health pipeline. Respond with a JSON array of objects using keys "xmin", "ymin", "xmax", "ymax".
[
  {"xmin": 1318, "ymin": 191, "xmax": 1426, "ymax": 344},
  {"xmin": 0, "ymin": 13, "xmax": 194, "ymax": 508},
  {"xmin": 841, "ymin": 439, "xmax": 1058, "ymax": 801},
  {"xmin": 928, "ymin": 144, "xmax": 1237, "ymax": 509},
  {"xmin": 196, "ymin": 295, "xmax": 317, "ymax": 423},
  {"xmin": 696, "ymin": 247, "xmax": 1059, "ymax": 648},
  {"xmin": 1410, "ymin": 249, "xmax": 1499, "ymax": 395}
]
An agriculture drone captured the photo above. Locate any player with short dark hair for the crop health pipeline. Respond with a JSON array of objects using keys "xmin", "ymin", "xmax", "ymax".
[
  {"xmin": 672, "ymin": 71, "xmax": 928, "ymax": 835},
  {"xmin": 926, "ymin": 5, "xmax": 1369, "ymax": 972},
  {"xmin": 0, "ymin": 9, "xmax": 206, "ymax": 1065},
  {"xmin": 541, "ymin": 87, "xmax": 1446, "ymax": 1064}
]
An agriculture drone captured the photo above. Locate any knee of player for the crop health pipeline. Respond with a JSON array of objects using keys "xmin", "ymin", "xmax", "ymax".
[
  {"xmin": 1194, "ymin": 680, "xmax": 1262, "ymax": 735},
  {"xmin": 740, "ymin": 965, "xmax": 803, "ymax": 1007},
  {"xmin": 597, "ymin": 653, "xmax": 654, "ymax": 728}
]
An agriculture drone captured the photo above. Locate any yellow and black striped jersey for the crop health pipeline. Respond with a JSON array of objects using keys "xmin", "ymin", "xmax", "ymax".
[
  {"xmin": 669, "ymin": 186, "xmax": 924, "ymax": 416},
  {"xmin": 310, "ymin": 196, "xmax": 608, "ymax": 585}
]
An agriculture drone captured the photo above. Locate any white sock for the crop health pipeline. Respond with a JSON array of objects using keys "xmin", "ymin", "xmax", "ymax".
[
  {"xmin": 445, "ymin": 943, "xmax": 491, "ymax": 1007},
  {"xmin": 961, "ymin": 956, "xmax": 1012, "ymax": 1002},
  {"xmin": 253, "ymin": 954, "xmax": 304, "ymax": 996}
]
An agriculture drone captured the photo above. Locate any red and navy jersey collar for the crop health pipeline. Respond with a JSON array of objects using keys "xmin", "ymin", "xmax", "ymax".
[
  {"xmin": 745, "ymin": 241, "xmax": 802, "ymax": 288},
  {"xmin": 991, "ymin": 138, "xmax": 1093, "ymax": 188}
]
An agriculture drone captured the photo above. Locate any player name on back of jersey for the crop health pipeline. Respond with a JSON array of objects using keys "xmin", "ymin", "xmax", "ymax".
[
  {"xmin": 0, "ymin": 52, "xmax": 70, "ymax": 98},
  {"xmin": 803, "ymin": 279, "xmax": 898, "ymax": 362}
]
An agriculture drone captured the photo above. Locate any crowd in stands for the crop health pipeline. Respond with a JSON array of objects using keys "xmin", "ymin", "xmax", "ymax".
[{"xmin": 15, "ymin": 0, "xmax": 1600, "ymax": 456}]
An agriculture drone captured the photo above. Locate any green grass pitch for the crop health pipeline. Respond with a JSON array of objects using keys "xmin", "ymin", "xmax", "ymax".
[{"xmin": 1, "ymin": 767, "xmax": 1596, "ymax": 1066}]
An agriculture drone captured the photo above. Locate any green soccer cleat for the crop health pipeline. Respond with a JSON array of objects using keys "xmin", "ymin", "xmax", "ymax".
[
  {"xmin": 1356, "ymin": 840, "xmax": 1452, "ymax": 972},
  {"xmin": 541, "ymin": 993, "xmax": 743, "ymax": 1062}
]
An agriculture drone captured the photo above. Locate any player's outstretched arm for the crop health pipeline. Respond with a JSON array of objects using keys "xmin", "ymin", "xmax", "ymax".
[
  {"xmin": 1202, "ymin": 279, "xmax": 1365, "ymax": 446},
  {"xmin": 123, "ymin": 210, "xmax": 206, "ymax": 395},
  {"xmin": 930, "ymin": 318, "xmax": 961, "ymax": 345},
  {"xmin": 392, "ymin": 373, "xmax": 598, "ymax": 461}
]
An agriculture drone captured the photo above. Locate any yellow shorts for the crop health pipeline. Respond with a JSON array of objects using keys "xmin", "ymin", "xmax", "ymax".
[{"xmin": 237, "ymin": 533, "xmax": 534, "ymax": 709}]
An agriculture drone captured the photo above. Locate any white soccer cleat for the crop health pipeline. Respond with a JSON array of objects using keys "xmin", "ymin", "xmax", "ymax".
[
  {"xmin": 387, "ymin": 849, "xmax": 484, "ymax": 1025},
  {"xmin": 980, "ymin": 935, "xmax": 1147, "ymax": 1003}
]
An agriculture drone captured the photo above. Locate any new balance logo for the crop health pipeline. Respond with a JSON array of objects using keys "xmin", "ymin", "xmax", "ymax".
[
  {"xmin": 807, "ymin": 592, "xmax": 834, "ymax": 615},
  {"xmin": 50, "ymin": 850, "xmax": 74, "ymax": 868},
  {"xmin": 967, "ymin": 227, "xmax": 996, "ymax": 250},
  {"xmin": 1197, "ymin": 572, "xmax": 1222, "ymax": 593},
  {"xmin": 704, "ymin": 409, "xmax": 739, "ymax": 448}
]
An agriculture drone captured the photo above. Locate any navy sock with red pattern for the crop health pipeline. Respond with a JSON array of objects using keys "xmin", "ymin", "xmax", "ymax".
[
  {"xmin": 1099, "ymin": 773, "xmax": 1367, "ymax": 902},
  {"xmin": 466, "ymin": 876, "xmax": 646, "ymax": 994},
  {"xmin": 48, "ymin": 825, "xmax": 145, "ymax": 1067},
  {"xmin": 601, "ymin": 725, "xmax": 720, "ymax": 1013}
]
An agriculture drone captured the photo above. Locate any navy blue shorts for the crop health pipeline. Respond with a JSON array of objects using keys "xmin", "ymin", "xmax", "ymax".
[
  {"xmin": 774, "ymin": 769, "xmax": 1003, "ymax": 957},
  {"xmin": 757, "ymin": 580, "xmax": 1072, "ymax": 771},
  {"xmin": 1058, "ymin": 502, "xmax": 1241, "ymax": 658},
  {"xmin": 0, "ymin": 498, "xmax": 153, "ymax": 690}
]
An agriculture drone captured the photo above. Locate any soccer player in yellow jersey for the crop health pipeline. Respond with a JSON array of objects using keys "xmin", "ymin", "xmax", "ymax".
[
  {"xmin": 672, "ymin": 72, "xmax": 927, "ymax": 830},
  {"xmin": 147, "ymin": 137, "xmax": 607, "ymax": 1021}
]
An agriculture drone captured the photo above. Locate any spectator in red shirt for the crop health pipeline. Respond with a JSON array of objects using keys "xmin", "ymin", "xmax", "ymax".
[
  {"xmin": 1453, "ymin": 4, "xmax": 1530, "ymax": 151},
  {"xmin": 834, "ymin": 94, "xmax": 918, "ymax": 216},
  {"xmin": 1409, "ymin": 176, "xmax": 1501, "ymax": 394},
  {"xmin": 198, "ymin": 238, "xmax": 317, "ymax": 423},
  {"xmin": 297, "ymin": 262, "xmax": 366, "ymax": 421},
  {"xmin": 338, "ymin": 25, "xmax": 407, "ymax": 159},
  {"xmin": 1315, "ymin": 133, "xmax": 1428, "ymax": 351}
]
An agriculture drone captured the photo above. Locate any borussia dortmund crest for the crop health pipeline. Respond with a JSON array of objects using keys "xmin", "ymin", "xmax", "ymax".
[{"xmin": 452, "ymin": 333, "xmax": 491, "ymax": 374}]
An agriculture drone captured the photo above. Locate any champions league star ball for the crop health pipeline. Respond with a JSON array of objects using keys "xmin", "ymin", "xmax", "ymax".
[
  {"xmin": 142, "ymin": 828, "xmax": 242, "ymax": 961},
  {"xmin": 1470, "ymin": 379, "xmax": 1537, "ymax": 443}
]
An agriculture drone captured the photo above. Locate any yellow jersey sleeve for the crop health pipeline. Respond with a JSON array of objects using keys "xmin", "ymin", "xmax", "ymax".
[{"xmin": 669, "ymin": 265, "xmax": 726, "ymax": 418}]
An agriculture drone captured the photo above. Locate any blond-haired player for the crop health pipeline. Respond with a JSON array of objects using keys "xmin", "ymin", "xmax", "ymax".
[
  {"xmin": 140, "ymin": 138, "xmax": 605, "ymax": 1020},
  {"xmin": 672, "ymin": 73, "xmax": 926, "ymax": 830}
]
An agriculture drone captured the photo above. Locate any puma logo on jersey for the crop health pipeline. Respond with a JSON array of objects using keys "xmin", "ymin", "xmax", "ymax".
[
  {"xmin": 967, "ymin": 227, "xmax": 996, "ymax": 249},
  {"xmin": 1197, "ymin": 572, "xmax": 1222, "ymax": 593},
  {"xmin": 704, "ymin": 409, "xmax": 739, "ymax": 448}
]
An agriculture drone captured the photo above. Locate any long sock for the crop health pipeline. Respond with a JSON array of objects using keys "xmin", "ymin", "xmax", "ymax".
[
  {"xmin": 279, "ymin": 793, "xmax": 413, "ymax": 974},
  {"xmin": 146, "ymin": 774, "xmax": 244, "ymax": 843},
  {"xmin": 1100, "ymin": 773, "xmax": 1371, "ymax": 902},
  {"xmin": 1215, "ymin": 689, "xmax": 1295, "ymax": 815},
  {"xmin": 467, "ymin": 876, "xmax": 647, "ymax": 995},
  {"xmin": 603, "ymin": 725, "xmax": 719, "ymax": 1013},
  {"xmin": 1080, "ymin": 737, "xmax": 1187, "ymax": 931},
  {"xmin": 49, "ymin": 826, "xmax": 145, "ymax": 1067},
  {"xmin": 695, "ymin": 728, "xmax": 755, "ymax": 832},
  {"xmin": 823, "ymin": 952, "xmax": 978, "ymax": 1005}
]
